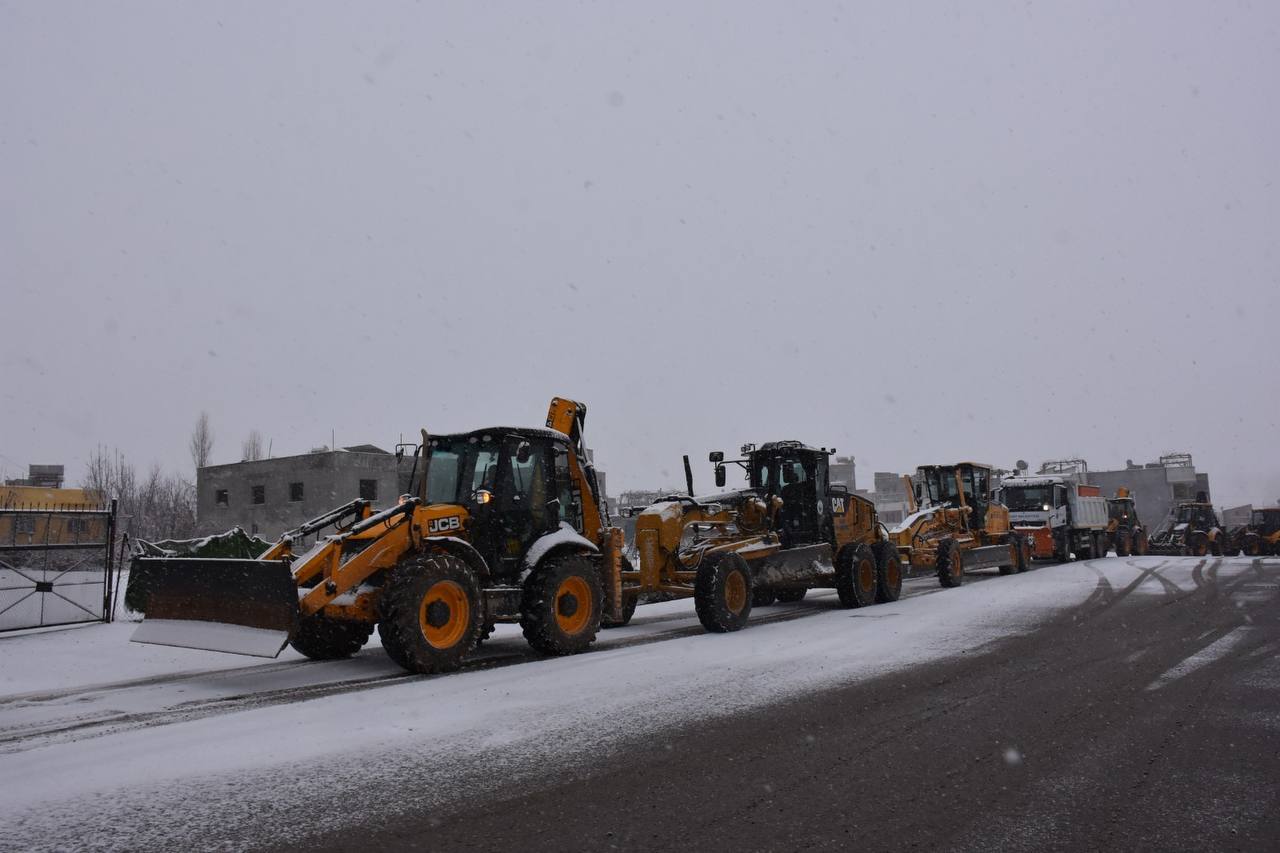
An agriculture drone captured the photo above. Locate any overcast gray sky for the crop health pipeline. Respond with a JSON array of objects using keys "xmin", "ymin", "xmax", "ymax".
[{"xmin": 3, "ymin": 1, "xmax": 1278, "ymax": 505}]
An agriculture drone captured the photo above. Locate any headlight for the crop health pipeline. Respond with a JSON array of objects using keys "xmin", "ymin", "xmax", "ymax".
[{"xmin": 1042, "ymin": 504, "xmax": 1050, "ymax": 511}]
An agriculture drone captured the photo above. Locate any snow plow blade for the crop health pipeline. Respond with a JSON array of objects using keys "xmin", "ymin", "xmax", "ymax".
[{"xmin": 127, "ymin": 558, "xmax": 299, "ymax": 658}]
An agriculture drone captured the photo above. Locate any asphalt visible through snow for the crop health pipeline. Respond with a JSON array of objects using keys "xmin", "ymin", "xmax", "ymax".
[{"xmin": 319, "ymin": 558, "xmax": 1280, "ymax": 853}]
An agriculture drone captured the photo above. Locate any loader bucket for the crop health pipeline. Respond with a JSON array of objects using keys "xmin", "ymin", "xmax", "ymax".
[{"xmin": 127, "ymin": 557, "xmax": 299, "ymax": 658}]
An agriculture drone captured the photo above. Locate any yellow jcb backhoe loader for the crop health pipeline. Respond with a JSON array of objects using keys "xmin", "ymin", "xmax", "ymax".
[
  {"xmin": 890, "ymin": 462, "xmax": 1029, "ymax": 588},
  {"xmin": 127, "ymin": 398, "xmax": 631, "ymax": 674}
]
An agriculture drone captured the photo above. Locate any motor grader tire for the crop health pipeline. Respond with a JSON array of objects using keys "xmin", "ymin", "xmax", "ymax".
[
  {"xmin": 694, "ymin": 551, "xmax": 753, "ymax": 633},
  {"xmin": 289, "ymin": 613, "xmax": 373, "ymax": 661},
  {"xmin": 999, "ymin": 536, "xmax": 1017, "ymax": 576},
  {"xmin": 1186, "ymin": 531, "xmax": 1210, "ymax": 558},
  {"xmin": 521, "ymin": 554, "xmax": 603, "ymax": 655},
  {"xmin": 873, "ymin": 541, "xmax": 904, "ymax": 602},
  {"xmin": 1242, "ymin": 534, "xmax": 1262, "ymax": 557},
  {"xmin": 601, "ymin": 594, "xmax": 638, "ymax": 629},
  {"xmin": 1115, "ymin": 530, "xmax": 1131, "ymax": 558},
  {"xmin": 775, "ymin": 588, "xmax": 808, "ymax": 603},
  {"xmin": 836, "ymin": 543, "xmax": 879, "ymax": 607},
  {"xmin": 936, "ymin": 539, "xmax": 963, "ymax": 588},
  {"xmin": 752, "ymin": 588, "xmax": 779, "ymax": 607},
  {"xmin": 378, "ymin": 552, "xmax": 482, "ymax": 674}
]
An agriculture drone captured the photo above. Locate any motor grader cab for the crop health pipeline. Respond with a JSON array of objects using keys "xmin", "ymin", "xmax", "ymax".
[
  {"xmin": 890, "ymin": 462, "xmax": 1027, "ymax": 588},
  {"xmin": 1106, "ymin": 488, "xmax": 1148, "ymax": 556},
  {"xmin": 1239, "ymin": 507, "xmax": 1280, "ymax": 556},
  {"xmin": 127, "ymin": 397, "xmax": 627, "ymax": 675},
  {"xmin": 618, "ymin": 441, "xmax": 900, "ymax": 634},
  {"xmin": 1148, "ymin": 493, "xmax": 1232, "ymax": 557}
]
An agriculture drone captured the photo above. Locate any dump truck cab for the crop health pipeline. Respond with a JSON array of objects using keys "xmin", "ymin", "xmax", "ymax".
[{"xmin": 997, "ymin": 475, "xmax": 1108, "ymax": 561}]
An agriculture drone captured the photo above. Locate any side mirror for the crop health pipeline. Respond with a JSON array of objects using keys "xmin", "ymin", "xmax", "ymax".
[
  {"xmin": 709, "ymin": 451, "xmax": 724, "ymax": 463},
  {"xmin": 516, "ymin": 442, "xmax": 532, "ymax": 464},
  {"xmin": 715, "ymin": 464, "xmax": 726, "ymax": 488}
]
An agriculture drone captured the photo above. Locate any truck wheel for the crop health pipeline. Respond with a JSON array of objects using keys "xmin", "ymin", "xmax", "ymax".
[
  {"xmin": 836, "ymin": 543, "xmax": 879, "ymax": 607},
  {"xmin": 694, "ymin": 552, "xmax": 753, "ymax": 632},
  {"xmin": 752, "ymin": 588, "xmax": 778, "ymax": 607},
  {"xmin": 521, "ymin": 554, "xmax": 603, "ymax": 655},
  {"xmin": 601, "ymin": 594, "xmax": 638, "ymax": 629},
  {"xmin": 379, "ymin": 553, "xmax": 482, "ymax": 674},
  {"xmin": 873, "ymin": 542, "xmax": 903, "ymax": 602},
  {"xmin": 1186, "ymin": 531, "xmax": 1209, "ymax": 557},
  {"xmin": 1242, "ymin": 534, "xmax": 1261, "ymax": 557},
  {"xmin": 1115, "ymin": 530, "xmax": 1131, "ymax": 557},
  {"xmin": 1093, "ymin": 531, "xmax": 1107, "ymax": 559},
  {"xmin": 775, "ymin": 588, "xmax": 808, "ymax": 603},
  {"xmin": 936, "ymin": 539, "xmax": 963, "ymax": 588},
  {"xmin": 289, "ymin": 613, "xmax": 373, "ymax": 660}
]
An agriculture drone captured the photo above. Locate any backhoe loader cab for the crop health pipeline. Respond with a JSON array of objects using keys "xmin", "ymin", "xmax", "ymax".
[
  {"xmin": 128, "ymin": 398, "xmax": 626, "ymax": 675},
  {"xmin": 1239, "ymin": 508, "xmax": 1280, "ymax": 556},
  {"xmin": 1148, "ymin": 492, "xmax": 1232, "ymax": 556},
  {"xmin": 1105, "ymin": 489, "xmax": 1149, "ymax": 556}
]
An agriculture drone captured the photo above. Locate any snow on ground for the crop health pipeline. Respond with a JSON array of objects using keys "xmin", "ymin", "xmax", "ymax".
[{"xmin": 0, "ymin": 556, "xmax": 1263, "ymax": 851}]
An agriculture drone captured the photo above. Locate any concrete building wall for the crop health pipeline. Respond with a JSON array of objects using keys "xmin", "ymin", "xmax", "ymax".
[
  {"xmin": 830, "ymin": 456, "xmax": 856, "ymax": 491},
  {"xmin": 1088, "ymin": 460, "xmax": 1212, "ymax": 532},
  {"xmin": 197, "ymin": 449, "xmax": 403, "ymax": 540}
]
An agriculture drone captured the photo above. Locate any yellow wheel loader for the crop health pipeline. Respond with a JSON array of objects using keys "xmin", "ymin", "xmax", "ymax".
[
  {"xmin": 616, "ymin": 441, "xmax": 900, "ymax": 633},
  {"xmin": 127, "ymin": 398, "xmax": 630, "ymax": 674},
  {"xmin": 890, "ymin": 462, "xmax": 1029, "ymax": 588}
]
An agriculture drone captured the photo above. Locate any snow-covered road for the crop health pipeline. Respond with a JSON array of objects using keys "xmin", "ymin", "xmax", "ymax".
[{"xmin": 0, "ymin": 556, "xmax": 1271, "ymax": 851}]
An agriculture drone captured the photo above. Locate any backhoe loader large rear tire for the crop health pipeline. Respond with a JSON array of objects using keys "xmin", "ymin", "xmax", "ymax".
[
  {"xmin": 936, "ymin": 539, "xmax": 963, "ymax": 588},
  {"xmin": 521, "ymin": 554, "xmax": 603, "ymax": 655},
  {"xmin": 289, "ymin": 613, "xmax": 373, "ymax": 661},
  {"xmin": 836, "ymin": 543, "xmax": 878, "ymax": 608},
  {"xmin": 873, "ymin": 541, "xmax": 903, "ymax": 603},
  {"xmin": 775, "ymin": 588, "xmax": 807, "ymax": 603},
  {"xmin": 378, "ymin": 553, "xmax": 482, "ymax": 675},
  {"xmin": 694, "ymin": 552, "xmax": 753, "ymax": 633},
  {"xmin": 1132, "ymin": 530, "xmax": 1149, "ymax": 556}
]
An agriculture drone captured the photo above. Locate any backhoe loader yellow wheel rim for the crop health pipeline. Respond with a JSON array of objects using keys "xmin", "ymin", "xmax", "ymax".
[
  {"xmin": 555, "ymin": 576, "xmax": 593, "ymax": 635},
  {"xmin": 724, "ymin": 569, "xmax": 748, "ymax": 614},
  {"xmin": 419, "ymin": 581, "xmax": 470, "ymax": 649},
  {"xmin": 858, "ymin": 558, "xmax": 876, "ymax": 592}
]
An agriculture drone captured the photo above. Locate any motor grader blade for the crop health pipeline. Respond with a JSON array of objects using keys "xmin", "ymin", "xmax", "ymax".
[{"xmin": 127, "ymin": 557, "xmax": 299, "ymax": 657}]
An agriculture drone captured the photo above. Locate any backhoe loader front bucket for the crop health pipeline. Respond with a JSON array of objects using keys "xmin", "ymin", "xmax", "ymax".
[{"xmin": 127, "ymin": 557, "xmax": 300, "ymax": 657}]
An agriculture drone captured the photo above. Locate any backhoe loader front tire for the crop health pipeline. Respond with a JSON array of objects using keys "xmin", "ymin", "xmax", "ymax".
[
  {"xmin": 694, "ymin": 552, "xmax": 753, "ymax": 633},
  {"xmin": 836, "ymin": 543, "xmax": 878, "ymax": 608},
  {"xmin": 378, "ymin": 553, "xmax": 482, "ymax": 674},
  {"xmin": 522, "ymin": 554, "xmax": 603, "ymax": 655},
  {"xmin": 873, "ymin": 541, "xmax": 903, "ymax": 603},
  {"xmin": 290, "ymin": 614, "xmax": 373, "ymax": 661},
  {"xmin": 936, "ymin": 539, "xmax": 963, "ymax": 588},
  {"xmin": 1115, "ymin": 530, "xmax": 1131, "ymax": 558},
  {"xmin": 1186, "ymin": 531, "xmax": 1210, "ymax": 558}
]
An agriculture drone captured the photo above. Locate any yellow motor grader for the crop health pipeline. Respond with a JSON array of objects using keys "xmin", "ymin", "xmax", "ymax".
[
  {"xmin": 617, "ymin": 441, "xmax": 901, "ymax": 633},
  {"xmin": 891, "ymin": 462, "xmax": 1029, "ymax": 588},
  {"xmin": 127, "ymin": 398, "xmax": 639, "ymax": 674}
]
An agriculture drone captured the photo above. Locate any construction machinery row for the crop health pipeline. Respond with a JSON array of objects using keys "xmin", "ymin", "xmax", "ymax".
[{"xmin": 126, "ymin": 398, "xmax": 1267, "ymax": 678}]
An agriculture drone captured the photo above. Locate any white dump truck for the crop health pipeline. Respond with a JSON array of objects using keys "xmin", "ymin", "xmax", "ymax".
[{"xmin": 996, "ymin": 475, "xmax": 1110, "ymax": 561}]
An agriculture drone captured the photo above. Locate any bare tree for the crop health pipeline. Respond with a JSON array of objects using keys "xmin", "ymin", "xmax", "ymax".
[
  {"xmin": 83, "ymin": 445, "xmax": 197, "ymax": 540},
  {"xmin": 241, "ymin": 429, "xmax": 265, "ymax": 462},
  {"xmin": 189, "ymin": 411, "xmax": 214, "ymax": 470}
]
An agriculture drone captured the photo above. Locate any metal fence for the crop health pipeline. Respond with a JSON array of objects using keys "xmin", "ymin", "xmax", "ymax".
[{"xmin": 0, "ymin": 500, "xmax": 118, "ymax": 632}]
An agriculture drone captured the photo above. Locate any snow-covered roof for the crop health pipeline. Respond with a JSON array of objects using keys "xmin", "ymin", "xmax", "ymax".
[{"xmin": 433, "ymin": 426, "xmax": 572, "ymax": 444}]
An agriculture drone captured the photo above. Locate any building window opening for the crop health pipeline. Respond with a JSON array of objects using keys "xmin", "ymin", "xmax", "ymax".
[
  {"xmin": 252, "ymin": 485, "xmax": 265, "ymax": 505},
  {"xmin": 216, "ymin": 489, "xmax": 229, "ymax": 507},
  {"xmin": 290, "ymin": 482, "xmax": 304, "ymax": 502},
  {"xmin": 359, "ymin": 479, "xmax": 378, "ymax": 501}
]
